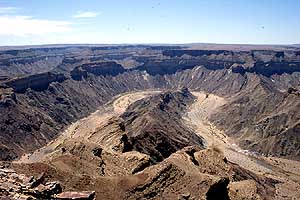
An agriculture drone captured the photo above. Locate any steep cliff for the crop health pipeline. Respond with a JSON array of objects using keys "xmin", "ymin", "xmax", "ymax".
[
  {"xmin": 71, "ymin": 61, "xmax": 125, "ymax": 80},
  {"xmin": 3, "ymin": 72, "xmax": 66, "ymax": 93}
]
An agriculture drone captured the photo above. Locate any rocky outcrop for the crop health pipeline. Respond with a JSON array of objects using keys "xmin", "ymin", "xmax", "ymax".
[
  {"xmin": 288, "ymin": 87, "xmax": 300, "ymax": 96},
  {"xmin": 13, "ymin": 145, "xmax": 276, "ymax": 200},
  {"xmin": 3, "ymin": 72, "xmax": 66, "ymax": 93},
  {"xmin": 120, "ymin": 89, "xmax": 204, "ymax": 162},
  {"xmin": 231, "ymin": 61, "xmax": 300, "ymax": 77},
  {"xmin": 120, "ymin": 147, "xmax": 277, "ymax": 200},
  {"xmin": 0, "ymin": 88, "xmax": 16, "ymax": 107},
  {"xmin": 0, "ymin": 167, "xmax": 95, "ymax": 199},
  {"xmin": 71, "ymin": 61, "xmax": 125, "ymax": 80}
]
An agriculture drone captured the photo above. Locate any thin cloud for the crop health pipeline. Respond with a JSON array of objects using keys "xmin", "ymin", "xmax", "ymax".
[
  {"xmin": 73, "ymin": 11, "xmax": 100, "ymax": 19},
  {"xmin": 0, "ymin": 15, "xmax": 72, "ymax": 36},
  {"xmin": 0, "ymin": 6, "xmax": 19, "ymax": 14}
]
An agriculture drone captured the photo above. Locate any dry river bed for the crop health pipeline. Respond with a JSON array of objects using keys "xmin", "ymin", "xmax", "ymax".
[{"xmin": 184, "ymin": 92, "xmax": 300, "ymax": 200}]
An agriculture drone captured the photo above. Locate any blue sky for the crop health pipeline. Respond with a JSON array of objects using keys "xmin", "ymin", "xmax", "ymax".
[{"xmin": 0, "ymin": 0, "xmax": 299, "ymax": 45}]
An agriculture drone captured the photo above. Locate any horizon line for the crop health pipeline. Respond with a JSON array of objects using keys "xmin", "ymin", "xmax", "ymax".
[{"xmin": 0, "ymin": 42, "xmax": 299, "ymax": 48}]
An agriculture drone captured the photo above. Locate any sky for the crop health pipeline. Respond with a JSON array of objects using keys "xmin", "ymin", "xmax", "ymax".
[{"xmin": 0, "ymin": 0, "xmax": 299, "ymax": 46}]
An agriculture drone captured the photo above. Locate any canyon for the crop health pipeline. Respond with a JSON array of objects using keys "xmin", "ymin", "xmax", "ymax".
[{"xmin": 1, "ymin": 44, "xmax": 300, "ymax": 199}]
